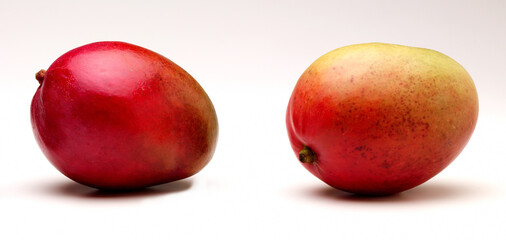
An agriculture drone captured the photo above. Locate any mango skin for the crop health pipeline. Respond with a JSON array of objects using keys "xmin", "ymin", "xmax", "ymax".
[
  {"xmin": 31, "ymin": 42, "xmax": 218, "ymax": 190},
  {"xmin": 286, "ymin": 43, "xmax": 478, "ymax": 195}
]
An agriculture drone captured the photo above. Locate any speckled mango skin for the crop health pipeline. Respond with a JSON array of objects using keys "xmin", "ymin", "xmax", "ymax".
[{"xmin": 286, "ymin": 43, "xmax": 479, "ymax": 195}]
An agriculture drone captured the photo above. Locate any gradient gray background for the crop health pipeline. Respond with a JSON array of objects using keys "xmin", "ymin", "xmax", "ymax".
[{"xmin": 1, "ymin": 1, "xmax": 505, "ymax": 239}]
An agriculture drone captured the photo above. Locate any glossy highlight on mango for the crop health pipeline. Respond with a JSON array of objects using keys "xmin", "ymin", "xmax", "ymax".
[{"xmin": 31, "ymin": 41, "xmax": 218, "ymax": 190}]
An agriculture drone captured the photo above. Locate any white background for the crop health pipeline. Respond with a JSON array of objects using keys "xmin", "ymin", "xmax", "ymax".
[{"xmin": 1, "ymin": 0, "xmax": 505, "ymax": 239}]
